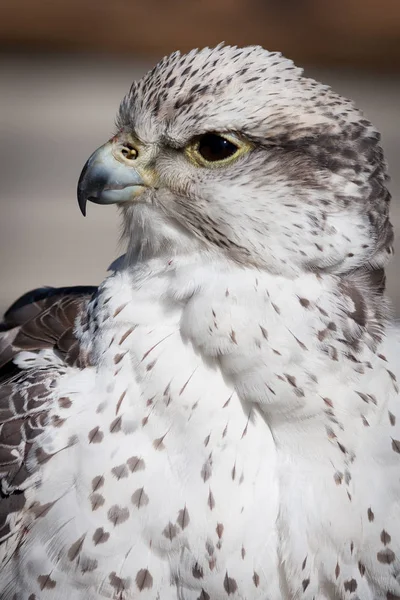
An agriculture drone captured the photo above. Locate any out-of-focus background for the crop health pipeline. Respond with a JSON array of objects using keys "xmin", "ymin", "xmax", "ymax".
[{"xmin": 1, "ymin": 1, "xmax": 400, "ymax": 315}]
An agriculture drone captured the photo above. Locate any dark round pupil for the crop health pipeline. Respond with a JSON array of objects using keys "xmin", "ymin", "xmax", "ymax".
[{"xmin": 197, "ymin": 134, "xmax": 238, "ymax": 162}]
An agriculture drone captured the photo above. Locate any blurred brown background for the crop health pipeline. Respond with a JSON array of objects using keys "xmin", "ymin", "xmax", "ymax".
[{"xmin": 1, "ymin": 0, "xmax": 400, "ymax": 314}]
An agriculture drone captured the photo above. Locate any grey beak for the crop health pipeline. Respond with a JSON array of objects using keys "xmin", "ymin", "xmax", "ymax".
[{"xmin": 77, "ymin": 141, "xmax": 146, "ymax": 216}]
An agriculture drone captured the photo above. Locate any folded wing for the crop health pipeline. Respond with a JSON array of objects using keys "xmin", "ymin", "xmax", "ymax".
[{"xmin": 0, "ymin": 286, "xmax": 96, "ymax": 553}]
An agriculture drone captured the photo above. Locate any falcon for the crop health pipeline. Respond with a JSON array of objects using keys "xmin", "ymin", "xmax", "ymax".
[{"xmin": 1, "ymin": 44, "xmax": 399, "ymax": 600}]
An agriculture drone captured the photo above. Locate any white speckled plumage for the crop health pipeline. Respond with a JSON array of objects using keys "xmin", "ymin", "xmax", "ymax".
[{"xmin": 1, "ymin": 45, "xmax": 400, "ymax": 599}]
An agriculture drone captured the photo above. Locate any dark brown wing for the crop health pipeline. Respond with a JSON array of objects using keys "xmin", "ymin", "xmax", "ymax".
[
  {"xmin": 0, "ymin": 285, "xmax": 96, "ymax": 547},
  {"xmin": 0, "ymin": 285, "xmax": 97, "ymax": 376}
]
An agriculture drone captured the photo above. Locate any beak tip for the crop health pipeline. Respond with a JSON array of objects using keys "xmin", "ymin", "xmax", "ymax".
[
  {"xmin": 77, "ymin": 189, "xmax": 87, "ymax": 217},
  {"xmin": 77, "ymin": 157, "xmax": 91, "ymax": 216}
]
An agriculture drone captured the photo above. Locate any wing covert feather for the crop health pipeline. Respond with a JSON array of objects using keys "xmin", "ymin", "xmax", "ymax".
[{"xmin": 0, "ymin": 285, "xmax": 96, "ymax": 548}]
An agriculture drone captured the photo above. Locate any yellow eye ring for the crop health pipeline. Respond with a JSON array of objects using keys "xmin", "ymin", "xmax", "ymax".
[{"xmin": 185, "ymin": 132, "xmax": 253, "ymax": 168}]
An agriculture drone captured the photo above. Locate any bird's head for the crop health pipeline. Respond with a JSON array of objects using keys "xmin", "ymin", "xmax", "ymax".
[{"xmin": 78, "ymin": 45, "xmax": 393, "ymax": 280}]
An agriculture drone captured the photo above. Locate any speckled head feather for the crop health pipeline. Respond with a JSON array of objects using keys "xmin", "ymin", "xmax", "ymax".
[{"xmin": 116, "ymin": 44, "xmax": 392, "ymax": 286}]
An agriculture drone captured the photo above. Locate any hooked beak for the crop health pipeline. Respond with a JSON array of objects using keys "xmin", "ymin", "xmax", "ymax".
[{"xmin": 77, "ymin": 139, "xmax": 146, "ymax": 216}]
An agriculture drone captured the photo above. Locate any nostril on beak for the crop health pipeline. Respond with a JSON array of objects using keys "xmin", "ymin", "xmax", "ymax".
[{"xmin": 121, "ymin": 143, "xmax": 138, "ymax": 161}]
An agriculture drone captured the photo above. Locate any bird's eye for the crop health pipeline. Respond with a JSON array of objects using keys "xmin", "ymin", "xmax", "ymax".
[
  {"xmin": 197, "ymin": 134, "xmax": 239, "ymax": 162},
  {"xmin": 185, "ymin": 132, "xmax": 252, "ymax": 168}
]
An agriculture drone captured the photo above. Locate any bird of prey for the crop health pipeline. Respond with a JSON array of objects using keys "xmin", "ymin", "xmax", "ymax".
[{"xmin": 1, "ymin": 44, "xmax": 399, "ymax": 600}]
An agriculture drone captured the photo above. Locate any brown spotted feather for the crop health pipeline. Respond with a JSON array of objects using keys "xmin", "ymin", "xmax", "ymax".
[{"xmin": 0, "ymin": 286, "xmax": 95, "ymax": 552}]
